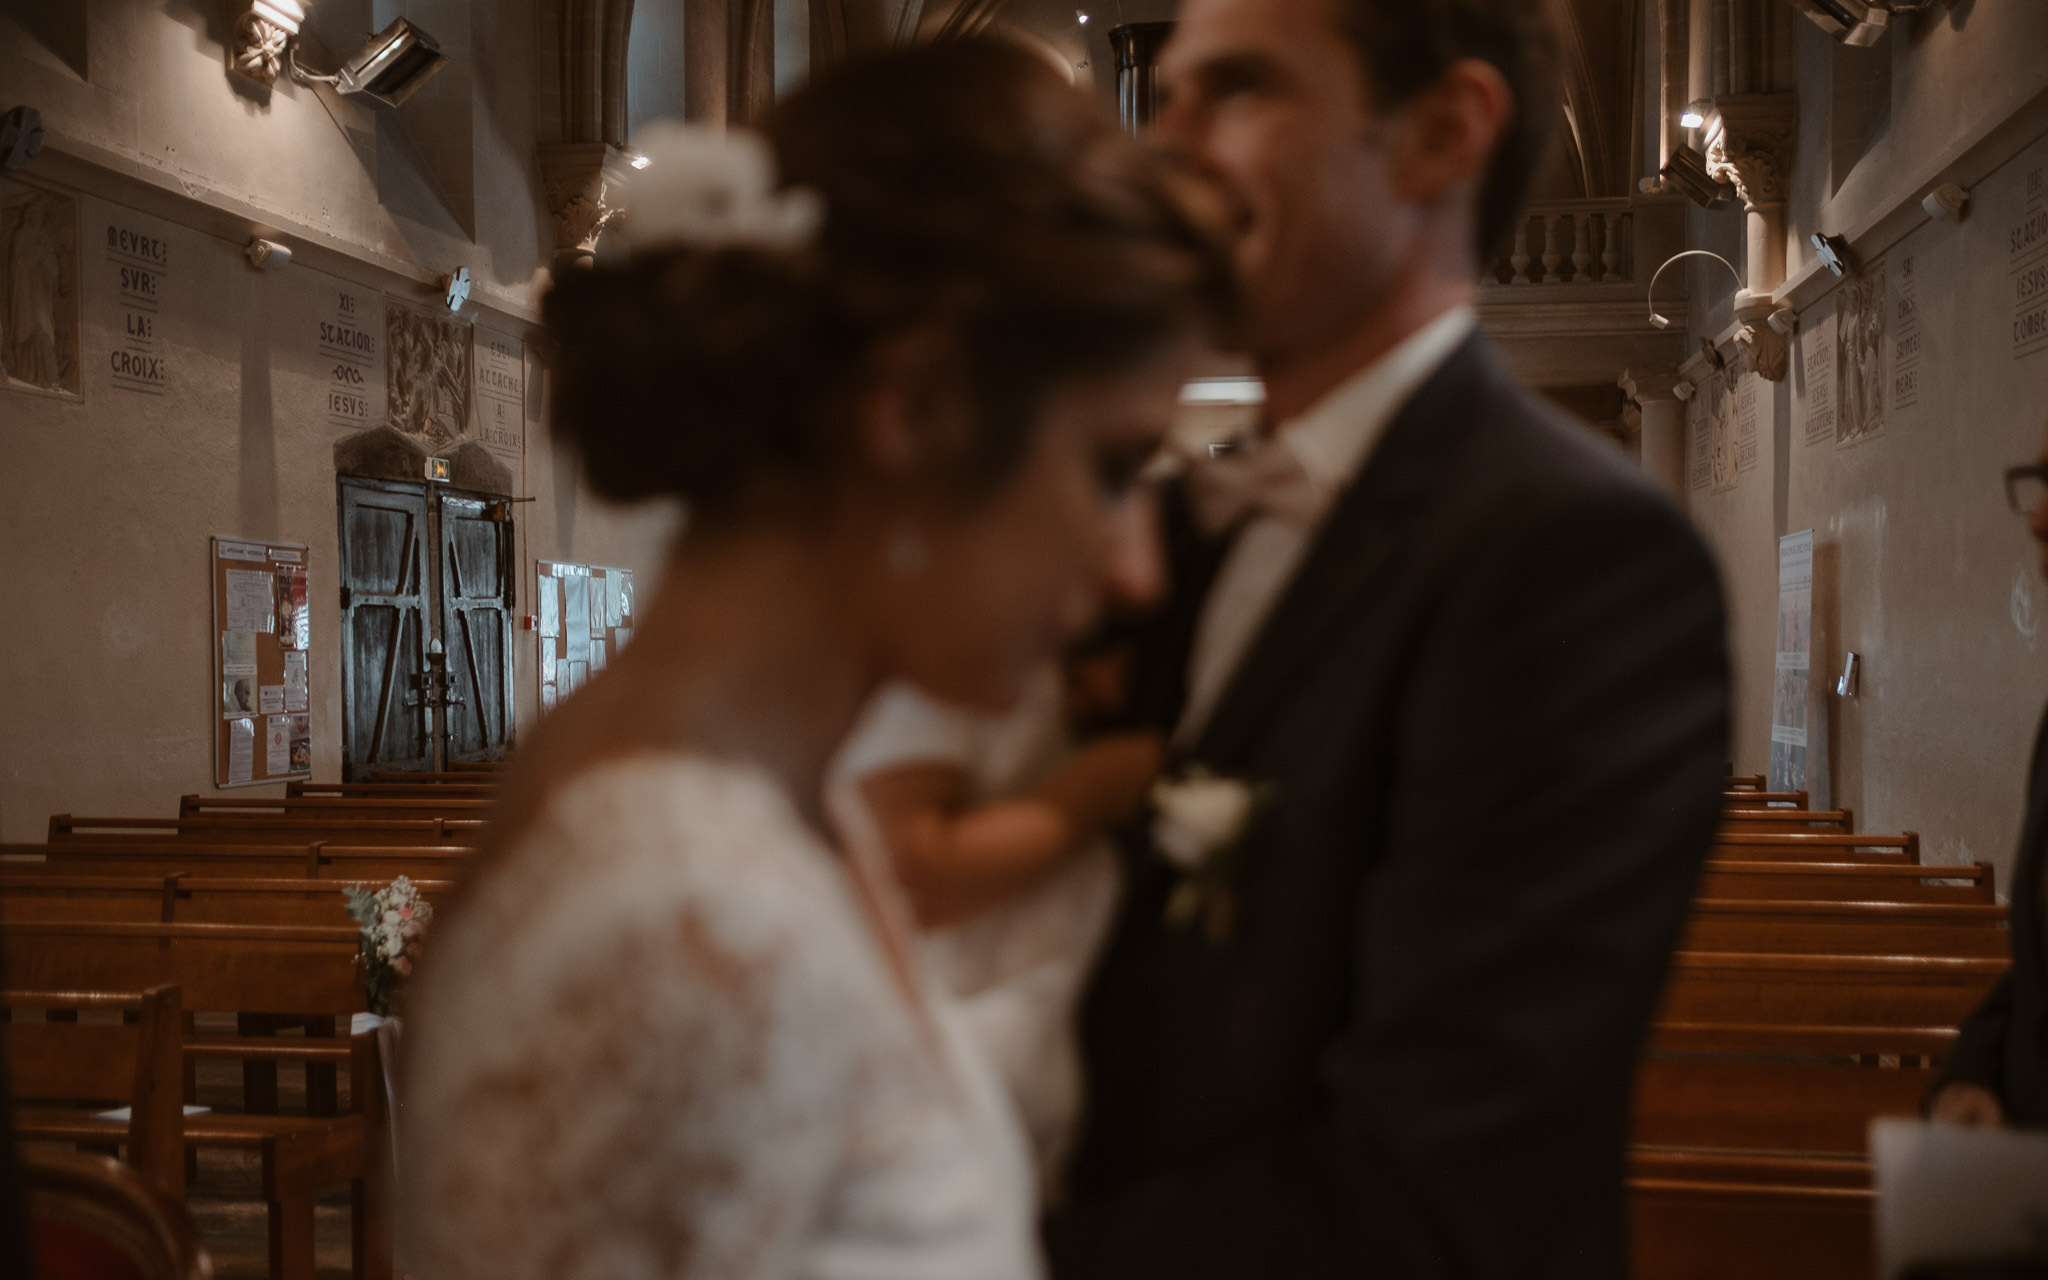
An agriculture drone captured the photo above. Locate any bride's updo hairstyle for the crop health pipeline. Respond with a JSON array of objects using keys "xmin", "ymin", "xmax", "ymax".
[{"xmin": 543, "ymin": 40, "xmax": 1234, "ymax": 516}]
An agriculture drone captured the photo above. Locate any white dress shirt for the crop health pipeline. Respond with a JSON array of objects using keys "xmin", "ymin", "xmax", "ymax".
[{"xmin": 1175, "ymin": 305, "xmax": 1477, "ymax": 746}]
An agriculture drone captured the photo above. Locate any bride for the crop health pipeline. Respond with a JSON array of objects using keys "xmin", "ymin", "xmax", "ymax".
[{"xmin": 400, "ymin": 40, "xmax": 1231, "ymax": 1280}]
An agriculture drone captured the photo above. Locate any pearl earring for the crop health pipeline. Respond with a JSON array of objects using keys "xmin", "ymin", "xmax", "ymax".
[{"xmin": 886, "ymin": 529, "xmax": 930, "ymax": 576}]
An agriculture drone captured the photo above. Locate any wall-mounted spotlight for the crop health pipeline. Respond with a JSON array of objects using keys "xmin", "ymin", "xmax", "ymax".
[
  {"xmin": 1922, "ymin": 183, "xmax": 1970, "ymax": 223},
  {"xmin": 291, "ymin": 17, "xmax": 450, "ymax": 108},
  {"xmin": 1645, "ymin": 249, "xmax": 1745, "ymax": 332},
  {"xmin": 1811, "ymin": 233, "xmax": 1854, "ymax": 278},
  {"xmin": 1767, "ymin": 306, "xmax": 1799, "ymax": 336},
  {"xmin": 442, "ymin": 266, "xmax": 472, "ymax": 313},
  {"xmin": 1660, "ymin": 146, "xmax": 1737, "ymax": 211},
  {"xmin": 245, "ymin": 237, "xmax": 293, "ymax": 270},
  {"xmin": 1678, "ymin": 99, "xmax": 1713, "ymax": 130},
  {"xmin": 1673, "ymin": 380, "xmax": 1695, "ymax": 402},
  {"xmin": 1782, "ymin": 0, "xmax": 1889, "ymax": 48},
  {"xmin": 1077, "ymin": 10, "xmax": 1090, "ymax": 23},
  {"xmin": 625, "ymin": 150, "xmax": 652, "ymax": 170}
]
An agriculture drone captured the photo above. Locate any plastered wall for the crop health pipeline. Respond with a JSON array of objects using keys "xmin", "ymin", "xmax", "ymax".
[
  {"xmin": 1679, "ymin": 4, "xmax": 2048, "ymax": 890},
  {"xmin": 0, "ymin": 1, "xmax": 681, "ymax": 840}
]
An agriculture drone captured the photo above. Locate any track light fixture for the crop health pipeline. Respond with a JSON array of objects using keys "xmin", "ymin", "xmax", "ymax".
[
  {"xmin": 1781, "ymin": 0, "xmax": 1890, "ymax": 47},
  {"xmin": 1660, "ymin": 146, "xmax": 1737, "ymax": 211},
  {"xmin": 292, "ymin": 18, "xmax": 450, "ymax": 108}
]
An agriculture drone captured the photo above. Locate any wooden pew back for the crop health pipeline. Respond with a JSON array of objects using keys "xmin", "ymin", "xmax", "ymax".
[
  {"xmin": 1698, "ymin": 860, "xmax": 1992, "ymax": 903},
  {"xmin": 179, "ymin": 795, "xmax": 490, "ymax": 822},
  {"xmin": 1710, "ymin": 832, "xmax": 1919, "ymax": 863},
  {"xmin": 5, "ymin": 986, "xmax": 185, "ymax": 1196},
  {"xmin": 1680, "ymin": 899, "xmax": 2010, "ymax": 958},
  {"xmin": 49, "ymin": 815, "xmax": 486, "ymax": 847},
  {"xmin": 5, "ymin": 840, "xmax": 471, "ymax": 882},
  {"xmin": 2, "ymin": 921, "xmax": 363, "ymax": 1016},
  {"xmin": 0, "ymin": 874, "xmax": 454, "ymax": 926}
]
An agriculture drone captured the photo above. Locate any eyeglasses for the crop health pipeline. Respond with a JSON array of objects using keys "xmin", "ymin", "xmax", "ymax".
[{"xmin": 2007, "ymin": 464, "xmax": 2048, "ymax": 516}]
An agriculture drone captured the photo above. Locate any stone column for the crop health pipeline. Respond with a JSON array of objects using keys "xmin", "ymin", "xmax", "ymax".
[
  {"xmin": 1621, "ymin": 369, "xmax": 1688, "ymax": 499},
  {"xmin": 1706, "ymin": 93, "xmax": 1795, "ymax": 381}
]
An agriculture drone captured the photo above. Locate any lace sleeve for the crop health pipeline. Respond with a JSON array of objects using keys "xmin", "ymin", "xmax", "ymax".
[{"xmin": 407, "ymin": 890, "xmax": 862, "ymax": 1280}]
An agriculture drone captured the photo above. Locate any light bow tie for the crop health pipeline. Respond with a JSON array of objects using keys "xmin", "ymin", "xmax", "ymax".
[{"xmin": 1185, "ymin": 437, "xmax": 1325, "ymax": 537}]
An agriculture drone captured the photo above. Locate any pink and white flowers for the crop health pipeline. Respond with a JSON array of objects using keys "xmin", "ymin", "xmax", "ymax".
[{"xmin": 344, "ymin": 877, "xmax": 433, "ymax": 1016}]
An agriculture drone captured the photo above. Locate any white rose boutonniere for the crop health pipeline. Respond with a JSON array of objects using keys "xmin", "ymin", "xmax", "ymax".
[{"xmin": 1151, "ymin": 767, "xmax": 1272, "ymax": 943}]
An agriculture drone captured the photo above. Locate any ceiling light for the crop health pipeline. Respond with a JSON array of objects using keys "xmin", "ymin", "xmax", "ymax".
[{"xmin": 1077, "ymin": 10, "xmax": 1090, "ymax": 23}]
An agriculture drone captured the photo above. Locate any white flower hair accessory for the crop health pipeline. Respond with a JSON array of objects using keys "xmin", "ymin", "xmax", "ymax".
[{"xmin": 623, "ymin": 120, "xmax": 825, "ymax": 253}]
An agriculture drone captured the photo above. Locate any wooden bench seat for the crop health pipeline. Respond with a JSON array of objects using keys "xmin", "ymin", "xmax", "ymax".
[
  {"xmin": 49, "ymin": 815, "xmax": 485, "ymax": 847},
  {"xmin": 0, "ymin": 875, "xmax": 454, "ymax": 926},
  {"xmin": 4, "ymin": 841, "xmax": 471, "ymax": 882},
  {"xmin": 1697, "ymin": 860, "xmax": 1992, "ymax": 903},
  {"xmin": 1709, "ymin": 832, "xmax": 1919, "ymax": 863},
  {"xmin": 1679, "ymin": 899, "xmax": 2009, "ymax": 957}
]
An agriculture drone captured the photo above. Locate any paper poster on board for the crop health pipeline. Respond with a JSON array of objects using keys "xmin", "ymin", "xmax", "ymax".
[{"xmin": 1769, "ymin": 531, "xmax": 1815, "ymax": 793}]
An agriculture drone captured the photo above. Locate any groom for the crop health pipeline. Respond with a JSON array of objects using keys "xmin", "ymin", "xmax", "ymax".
[{"xmin": 1048, "ymin": 1, "xmax": 1731, "ymax": 1276}]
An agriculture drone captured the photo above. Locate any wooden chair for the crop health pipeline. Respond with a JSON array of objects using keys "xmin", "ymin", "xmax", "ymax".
[
  {"xmin": 7, "ymin": 986, "xmax": 185, "ymax": 1197},
  {"xmin": 24, "ymin": 1148, "xmax": 215, "ymax": 1280},
  {"xmin": 48, "ymin": 816, "xmax": 486, "ymax": 848},
  {"xmin": 8, "ymin": 840, "xmax": 474, "ymax": 881}
]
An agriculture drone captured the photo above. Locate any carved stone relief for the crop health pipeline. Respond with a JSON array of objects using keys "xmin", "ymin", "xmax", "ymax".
[
  {"xmin": 386, "ymin": 303, "xmax": 473, "ymax": 449},
  {"xmin": 1835, "ymin": 267, "xmax": 1887, "ymax": 448},
  {"xmin": 0, "ymin": 179, "xmax": 80, "ymax": 397},
  {"xmin": 1708, "ymin": 373, "xmax": 1739, "ymax": 492}
]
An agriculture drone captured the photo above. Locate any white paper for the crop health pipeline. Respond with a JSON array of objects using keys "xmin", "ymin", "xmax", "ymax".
[
  {"xmin": 555, "ymin": 658, "xmax": 572, "ymax": 690},
  {"xmin": 618, "ymin": 574, "xmax": 633, "ymax": 621},
  {"xmin": 350, "ymin": 1012, "xmax": 389, "ymax": 1035},
  {"xmin": 540, "ymin": 636, "xmax": 556, "ymax": 672},
  {"xmin": 226, "ymin": 568, "xmax": 276, "ymax": 633},
  {"xmin": 259, "ymin": 685, "xmax": 284, "ymax": 715},
  {"xmin": 590, "ymin": 579, "xmax": 606, "ymax": 636},
  {"xmin": 222, "ymin": 629, "xmax": 258, "ymax": 676},
  {"xmin": 541, "ymin": 682, "xmax": 558, "ymax": 711},
  {"xmin": 95, "ymin": 1105, "xmax": 211, "ymax": 1121},
  {"xmin": 265, "ymin": 716, "xmax": 291, "ymax": 774},
  {"xmin": 1873, "ymin": 1118, "xmax": 2048, "ymax": 1279},
  {"xmin": 591, "ymin": 639, "xmax": 606, "ymax": 673},
  {"xmin": 567, "ymin": 660, "xmax": 587, "ymax": 692},
  {"xmin": 283, "ymin": 651, "xmax": 308, "ymax": 712},
  {"xmin": 613, "ymin": 627, "xmax": 631, "ymax": 652},
  {"xmin": 217, "ymin": 539, "xmax": 268, "ymax": 563},
  {"xmin": 563, "ymin": 575, "xmax": 592, "ymax": 663},
  {"xmin": 538, "ymin": 579, "xmax": 560, "ymax": 638},
  {"xmin": 227, "ymin": 718, "xmax": 255, "ymax": 784},
  {"xmin": 605, "ymin": 573, "xmax": 624, "ymax": 628}
]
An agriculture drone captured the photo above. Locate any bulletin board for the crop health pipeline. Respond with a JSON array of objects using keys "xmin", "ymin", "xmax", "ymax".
[
  {"xmin": 536, "ymin": 561, "xmax": 635, "ymax": 714},
  {"xmin": 212, "ymin": 536, "xmax": 314, "ymax": 788}
]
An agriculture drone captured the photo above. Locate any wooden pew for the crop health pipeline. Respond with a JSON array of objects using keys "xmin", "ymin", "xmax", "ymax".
[
  {"xmin": 287, "ymin": 782, "xmax": 494, "ymax": 802},
  {"xmin": 1635, "ymin": 1055, "xmax": 1933, "ymax": 1153},
  {"xmin": 2, "ymin": 921, "xmax": 386, "ymax": 1280},
  {"xmin": 49, "ymin": 815, "xmax": 485, "ymax": 847},
  {"xmin": 1710, "ymin": 832, "xmax": 1919, "ymax": 863},
  {"xmin": 1722, "ymin": 790, "xmax": 1809, "ymax": 807},
  {"xmin": 1630, "ymin": 1157, "xmax": 1871, "ymax": 1280},
  {"xmin": 1718, "ymin": 809, "xmax": 1854, "ymax": 834},
  {"xmin": 7, "ymin": 986, "xmax": 185, "ymax": 1197},
  {"xmin": 1657, "ymin": 951, "xmax": 2004, "ymax": 1028},
  {"xmin": 1680, "ymin": 899, "xmax": 2009, "ymax": 958},
  {"xmin": 179, "ymin": 796, "xmax": 490, "ymax": 822},
  {"xmin": 1, "ymin": 875, "xmax": 454, "ymax": 926},
  {"xmin": 1725, "ymin": 774, "xmax": 1766, "ymax": 791},
  {"xmin": 1698, "ymin": 860, "xmax": 1992, "ymax": 904},
  {"xmin": 5, "ymin": 841, "xmax": 471, "ymax": 883}
]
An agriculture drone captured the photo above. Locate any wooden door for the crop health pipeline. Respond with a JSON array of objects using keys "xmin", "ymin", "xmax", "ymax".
[
  {"xmin": 337, "ymin": 480, "xmax": 430, "ymax": 780},
  {"xmin": 437, "ymin": 490, "xmax": 515, "ymax": 765}
]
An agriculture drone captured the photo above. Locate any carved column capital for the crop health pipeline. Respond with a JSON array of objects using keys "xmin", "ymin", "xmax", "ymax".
[
  {"xmin": 1737, "ymin": 325, "xmax": 1791, "ymax": 383},
  {"xmin": 1704, "ymin": 93, "xmax": 1796, "ymax": 211},
  {"xmin": 1618, "ymin": 368, "xmax": 1685, "ymax": 405},
  {"xmin": 537, "ymin": 142, "xmax": 635, "ymax": 269}
]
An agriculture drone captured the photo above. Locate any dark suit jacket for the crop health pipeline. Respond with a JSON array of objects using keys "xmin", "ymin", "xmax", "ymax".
[
  {"xmin": 1932, "ymin": 708, "xmax": 2048, "ymax": 1124},
  {"xmin": 1047, "ymin": 335, "xmax": 1732, "ymax": 1280}
]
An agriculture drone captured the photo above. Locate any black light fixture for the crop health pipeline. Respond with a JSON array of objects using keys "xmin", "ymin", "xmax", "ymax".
[
  {"xmin": 292, "ymin": 17, "xmax": 450, "ymax": 107},
  {"xmin": 1660, "ymin": 146, "xmax": 1737, "ymax": 211},
  {"xmin": 1780, "ymin": 0, "xmax": 1889, "ymax": 47},
  {"xmin": 1811, "ymin": 233, "xmax": 1854, "ymax": 278}
]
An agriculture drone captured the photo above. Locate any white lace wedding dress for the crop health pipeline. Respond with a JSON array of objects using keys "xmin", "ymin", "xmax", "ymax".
[{"xmin": 400, "ymin": 755, "xmax": 1043, "ymax": 1280}]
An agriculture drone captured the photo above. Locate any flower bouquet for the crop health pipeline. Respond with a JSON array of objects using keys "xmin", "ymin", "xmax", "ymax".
[{"xmin": 343, "ymin": 877, "xmax": 432, "ymax": 1016}]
